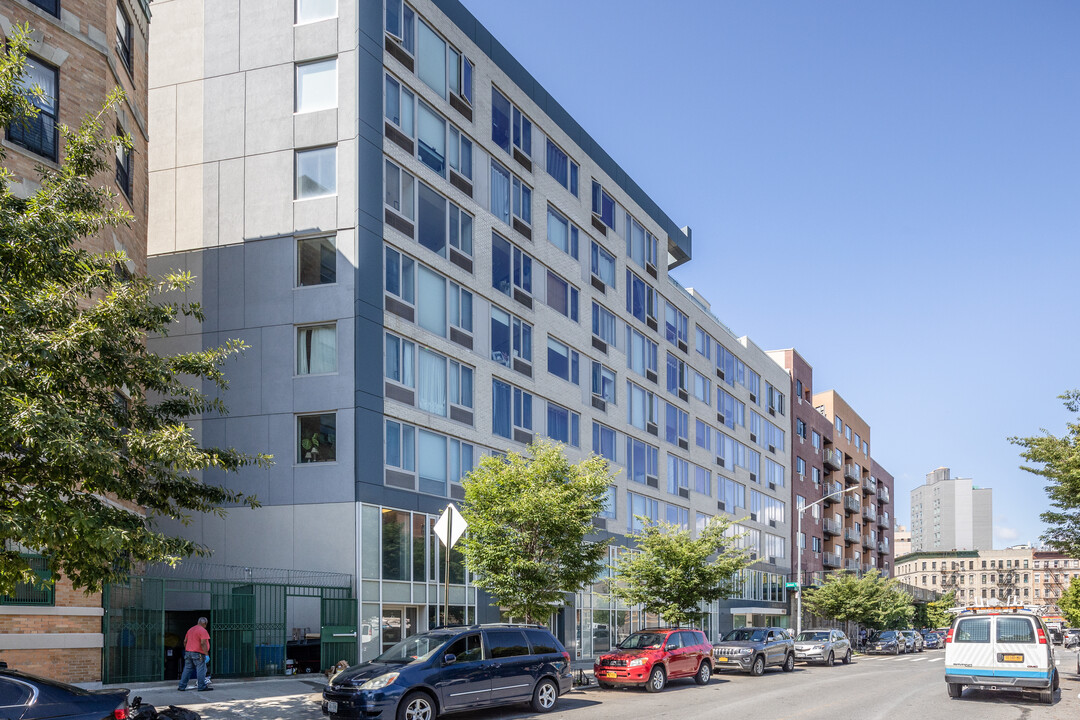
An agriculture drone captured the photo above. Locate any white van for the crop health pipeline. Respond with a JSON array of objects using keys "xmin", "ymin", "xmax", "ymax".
[{"xmin": 944, "ymin": 608, "xmax": 1057, "ymax": 704}]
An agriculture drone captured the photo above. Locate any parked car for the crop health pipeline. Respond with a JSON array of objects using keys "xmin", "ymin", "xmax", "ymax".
[
  {"xmin": 593, "ymin": 628, "xmax": 713, "ymax": 692},
  {"xmin": 322, "ymin": 623, "xmax": 572, "ymax": 719},
  {"xmin": 0, "ymin": 667, "xmax": 129, "ymax": 720},
  {"xmin": 945, "ymin": 608, "xmax": 1057, "ymax": 704},
  {"xmin": 1064, "ymin": 628, "xmax": 1080, "ymax": 648},
  {"xmin": 923, "ymin": 632, "xmax": 944, "ymax": 650},
  {"xmin": 865, "ymin": 630, "xmax": 905, "ymax": 655},
  {"xmin": 712, "ymin": 626, "xmax": 795, "ymax": 676},
  {"xmin": 793, "ymin": 629, "xmax": 851, "ymax": 666},
  {"xmin": 901, "ymin": 630, "xmax": 925, "ymax": 653}
]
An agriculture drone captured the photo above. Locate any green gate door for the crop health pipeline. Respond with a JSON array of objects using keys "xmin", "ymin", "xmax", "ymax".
[
  {"xmin": 211, "ymin": 583, "xmax": 255, "ymax": 677},
  {"xmin": 102, "ymin": 578, "xmax": 164, "ymax": 684},
  {"xmin": 320, "ymin": 597, "xmax": 358, "ymax": 670}
]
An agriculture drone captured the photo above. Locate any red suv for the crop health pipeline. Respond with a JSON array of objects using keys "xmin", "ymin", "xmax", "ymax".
[{"xmin": 593, "ymin": 628, "xmax": 713, "ymax": 692}]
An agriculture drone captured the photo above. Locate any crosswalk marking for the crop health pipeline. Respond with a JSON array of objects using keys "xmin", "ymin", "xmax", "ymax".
[
  {"xmin": 929, "ymin": 658, "xmax": 943, "ymax": 662},
  {"xmin": 910, "ymin": 657, "xmax": 927, "ymax": 662}
]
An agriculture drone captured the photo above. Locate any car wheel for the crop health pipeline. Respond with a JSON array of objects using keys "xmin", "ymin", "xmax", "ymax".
[
  {"xmin": 750, "ymin": 655, "xmax": 765, "ymax": 677},
  {"xmin": 1039, "ymin": 688, "xmax": 1053, "ymax": 705},
  {"xmin": 842, "ymin": 649, "xmax": 852, "ymax": 665},
  {"xmin": 947, "ymin": 683, "xmax": 963, "ymax": 699},
  {"xmin": 1053, "ymin": 668, "xmax": 1060, "ymax": 692},
  {"xmin": 597, "ymin": 681, "xmax": 613, "ymax": 689},
  {"xmin": 825, "ymin": 651, "xmax": 834, "ymax": 667},
  {"xmin": 694, "ymin": 661, "xmax": 712, "ymax": 685},
  {"xmin": 530, "ymin": 678, "xmax": 559, "ymax": 713},
  {"xmin": 782, "ymin": 653, "xmax": 795, "ymax": 672},
  {"xmin": 644, "ymin": 666, "xmax": 666, "ymax": 693},
  {"xmin": 397, "ymin": 691, "xmax": 436, "ymax": 720}
]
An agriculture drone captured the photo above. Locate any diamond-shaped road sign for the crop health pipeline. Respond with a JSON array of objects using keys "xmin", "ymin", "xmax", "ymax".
[{"xmin": 433, "ymin": 504, "xmax": 467, "ymax": 548}]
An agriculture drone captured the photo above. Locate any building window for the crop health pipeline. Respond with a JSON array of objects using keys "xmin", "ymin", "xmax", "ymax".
[
  {"xmin": 418, "ymin": 183, "xmax": 472, "ymax": 258},
  {"xmin": 416, "ymin": 101, "xmax": 448, "ymax": 175},
  {"xmin": 449, "ymin": 282, "xmax": 472, "ymax": 335},
  {"xmin": 796, "ymin": 457, "xmax": 806, "ymax": 475},
  {"xmin": 295, "ymin": 146, "xmax": 336, "ymax": 198},
  {"xmin": 0, "ymin": 552, "xmax": 53, "ymax": 606},
  {"xmin": 546, "ymin": 402, "xmax": 580, "ymax": 447},
  {"xmin": 665, "ymin": 503, "xmax": 689, "ymax": 530},
  {"xmin": 492, "ymin": 379, "xmax": 532, "ymax": 439},
  {"xmin": 448, "ymin": 125, "xmax": 472, "ymax": 180},
  {"xmin": 626, "ymin": 214, "xmax": 659, "ymax": 270},
  {"xmin": 626, "ymin": 270, "xmax": 657, "ymax": 325},
  {"xmin": 296, "ymin": 58, "xmax": 337, "ymax": 112},
  {"xmin": 115, "ymin": 126, "xmax": 132, "ymax": 198},
  {"xmin": 592, "ymin": 302, "xmax": 617, "ymax": 347},
  {"xmin": 665, "ymin": 403, "xmax": 689, "ymax": 446},
  {"xmin": 591, "ymin": 242, "xmax": 616, "ymax": 288},
  {"xmin": 384, "ymin": 333, "xmax": 415, "ymax": 388},
  {"xmin": 626, "ymin": 326, "xmax": 658, "ymax": 379},
  {"xmin": 546, "ymin": 337, "xmax": 579, "ymax": 385},
  {"xmin": 664, "ymin": 302, "xmax": 688, "ymax": 348},
  {"xmin": 296, "ymin": 324, "xmax": 337, "ymax": 375},
  {"xmin": 666, "ymin": 353, "xmax": 687, "ymax": 397},
  {"xmin": 385, "ymin": 74, "xmax": 414, "ymax": 136},
  {"xmin": 628, "ymin": 492, "xmax": 659, "ymax": 532},
  {"xmin": 28, "ymin": 0, "xmax": 60, "ymax": 17},
  {"xmin": 115, "ymin": 4, "xmax": 133, "ymax": 72},
  {"xmin": 298, "ymin": 236, "xmax": 336, "ymax": 286},
  {"xmin": 512, "ymin": 175, "xmax": 532, "ymax": 226},
  {"xmin": 545, "ymin": 271, "xmax": 578, "ymax": 321},
  {"xmin": 591, "ymin": 180, "xmax": 615, "ymax": 229},
  {"xmin": 416, "ymin": 265, "xmax": 446, "ymax": 336},
  {"xmin": 592, "ymin": 422, "xmax": 617, "ymax": 463},
  {"xmin": 692, "ymin": 370, "xmax": 710, "ymax": 405},
  {"xmin": 694, "ymin": 463, "xmax": 710, "ymax": 496},
  {"xmin": 627, "ymin": 381, "xmax": 658, "ymax": 431},
  {"xmin": 592, "ymin": 362, "xmax": 616, "ymax": 404},
  {"xmin": 491, "ymin": 233, "xmax": 531, "ymax": 297},
  {"xmin": 491, "ymin": 87, "xmax": 529, "ymax": 156},
  {"xmin": 385, "ymin": 159, "xmax": 415, "ymax": 220},
  {"xmin": 766, "ymin": 383, "xmax": 786, "ymax": 416},
  {"xmin": 796, "ymin": 418, "xmax": 807, "ymax": 439},
  {"xmin": 626, "ymin": 437, "xmax": 659, "ymax": 485},
  {"xmin": 385, "ymin": 0, "xmax": 415, "ymax": 51},
  {"xmin": 545, "ymin": 138, "xmax": 578, "ymax": 196},
  {"xmin": 297, "ymin": 0, "xmax": 335, "ymax": 24},
  {"xmin": 695, "ymin": 326, "xmax": 712, "ymax": 360},
  {"xmin": 490, "ymin": 306, "xmax": 531, "ymax": 368},
  {"xmin": 695, "ymin": 420, "xmax": 712, "ymax": 451},
  {"xmin": 599, "ymin": 486, "xmax": 617, "ymax": 520},
  {"xmin": 546, "ymin": 206, "xmax": 578, "ymax": 260},
  {"xmin": 298, "ymin": 413, "xmax": 336, "ymax": 463},
  {"xmin": 490, "ymin": 160, "xmax": 512, "ymax": 224},
  {"xmin": 384, "ymin": 247, "xmax": 414, "ymax": 304},
  {"xmin": 8, "ymin": 56, "xmax": 59, "ymax": 161}
]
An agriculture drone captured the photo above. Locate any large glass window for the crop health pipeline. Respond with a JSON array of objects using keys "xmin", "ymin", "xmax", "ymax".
[
  {"xmin": 417, "ymin": 265, "xmax": 446, "ymax": 336},
  {"xmin": 592, "ymin": 242, "xmax": 616, "ymax": 288},
  {"xmin": 627, "ymin": 214, "xmax": 659, "ymax": 269},
  {"xmin": 417, "ymin": 182, "xmax": 447, "ymax": 255},
  {"xmin": 546, "ymin": 207, "xmax": 579, "ymax": 260},
  {"xmin": 384, "ymin": 333, "xmax": 415, "ymax": 388},
  {"xmin": 297, "ymin": 0, "xmax": 336, "ymax": 23},
  {"xmin": 665, "ymin": 404, "xmax": 688, "ymax": 446},
  {"xmin": 492, "ymin": 380, "xmax": 531, "ymax": 439},
  {"xmin": 385, "ymin": 74, "xmax": 414, "ymax": 136},
  {"xmin": 592, "ymin": 423, "xmax": 617, "ymax": 463},
  {"xmin": 626, "ymin": 326, "xmax": 658, "ymax": 379},
  {"xmin": 491, "ymin": 87, "xmax": 512, "ymax": 153},
  {"xmin": 382, "ymin": 509, "xmax": 411, "ymax": 580},
  {"xmin": 417, "ymin": 348, "xmax": 447, "ymax": 416},
  {"xmin": 417, "ymin": 20, "xmax": 447, "ymax": 98},
  {"xmin": 545, "ymin": 138, "xmax": 578, "ymax": 196},
  {"xmin": 546, "ymin": 271, "xmax": 578, "ymax": 321},
  {"xmin": 667, "ymin": 455, "xmax": 688, "ymax": 495},
  {"xmin": 547, "ymin": 337, "xmax": 579, "ymax": 385},
  {"xmin": 298, "ymin": 413, "xmax": 336, "ymax": 463},
  {"xmin": 491, "ymin": 234, "xmax": 531, "ymax": 297},
  {"xmin": 512, "ymin": 176, "xmax": 531, "ymax": 225},
  {"xmin": 297, "ymin": 59, "xmax": 337, "ymax": 112},
  {"xmin": 449, "ymin": 204, "xmax": 473, "ymax": 257},
  {"xmin": 490, "ymin": 160, "xmax": 511, "ymax": 224},
  {"xmin": 626, "ymin": 270, "xmax": 657, "ymax": 325},
  {"xmin": 448, "ymin": 126, "xmax": 472, "ymax": 180},
  {"xmin": 490, "ymin": 306, "xmax": 531, "ymax": 368},
  {"xmin": 298, "ymin": 236, "xmax": 336, "ymax": 286},
  {"xmin": 591, "ymin": 180, "xmax": 615, "ymax": 230},
  {"xmin": 664, "ymin": 302, "xmax": 688, "ymax": 347},
  {"xmin": 418, "ymin": 430, "xmax": 447, "ymax": 495},
  {"xmin": 385, "ymin": 159, "xmax": 415, "ymax": 220},
  {"xmin": 592, "ymin": 302, "xmax": 617, "ymax": 346},
  {"xmin": 296, "ymin": 324, "xmax": 337, "ymax": 375},
  {"xmin": 547, "ymin": 402, "xmax": 580, "ymax": 447},
  {"xmin": 296, "ymin": 146, "xmax": 336, "ymax": 198},
  {"xmin": 666, "ymin": 353, "xmax": 687, "ymax": 396},
  {"xmin": 628, "ymin": 492, "xmax": 659, "ymax": 532},
  {"xmin": 694, "ymin": 464, "xmax": 710, "ymax": 496},
  {"xmin": 417, "ymin": 102, "xmax": 447, "ymax": 175},
  {"xmin": 627, "ymin": 381, "xmax": 657, "ymax": 431},
  {"xmin": 592, "ymin": 362, "xmax": 616, "ymax": 404},
  {"xmin": 9, "ymin": 57, "xmax": 58, "ymax": 161},
  {"xmin": 384, "ymin": 0, "xmax": 414, "ymax": 52},
  {"xmin": 626, "ymin": 437, "xmax": 659, "ymax": 485},
  {"xmin": 384, "ymin": 247, "xmax": 414, "ymax": 304}
]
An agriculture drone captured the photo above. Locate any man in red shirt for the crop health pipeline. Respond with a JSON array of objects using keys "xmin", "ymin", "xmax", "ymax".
[{"xmin": 177, "ymin": 617, "xmax": 213, "ymax": 691}]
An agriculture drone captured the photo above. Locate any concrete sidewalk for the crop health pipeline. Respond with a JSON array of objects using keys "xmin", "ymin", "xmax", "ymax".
[{"xmin": 128, "ymin": 677, "xmax": 327, "ymax": 720}]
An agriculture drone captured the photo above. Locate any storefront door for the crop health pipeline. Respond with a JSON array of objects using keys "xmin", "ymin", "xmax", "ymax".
[{"xmin": 382, "ymin": 606, "xmax": 419, "ymax": 653}]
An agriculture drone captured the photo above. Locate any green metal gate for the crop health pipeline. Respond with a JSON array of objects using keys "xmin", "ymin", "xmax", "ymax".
[
  {"xmin": 210, "ymin": 583, "xmax": 255, "ymax": 677},
  {"xmin": 320, "ymin": 597, "xmax": 358, "ymax": 669},
  {"xmin": 103, "ymin": 578, "xmax": 164, "ymax": 685}
]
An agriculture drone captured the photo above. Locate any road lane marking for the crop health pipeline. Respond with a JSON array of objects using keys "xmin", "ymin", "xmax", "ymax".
[
  {"xmin": 909, "ymin": 657, "xmax": 927, "ymax": 662},
  {"xmin": 929, "ymin": 658, "xmax": 943, "ymax": 662}
]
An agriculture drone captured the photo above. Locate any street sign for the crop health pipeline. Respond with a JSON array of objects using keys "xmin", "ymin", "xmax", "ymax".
[
  {"xmin": 434, "ymin": 504, "xmax": 467, "ymax": 548},
  {"xmin": 785, "ymin": 582, "xmax": 799, "ymax": 589}
]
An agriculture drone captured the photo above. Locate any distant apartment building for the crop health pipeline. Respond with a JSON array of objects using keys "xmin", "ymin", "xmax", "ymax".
[
  {"xmin": 894, "ymin": 547, "xmax": 1033, "ymax": 607},
  {"xmin": 910, "ymin": 467, "xmax": 993, "ymax": 552},
  {"xmin": 766, "ymin": 351, "xmax": 895, "ymax": 587},
  {"xmin": 0, "ymin": 0, "xmax": 150, "ymax": 683},
  {"xmin": 894, "ymin": 524, "xmax": 912, "ymax": 558},
  {"xmin": 1033, "ymin": 550, "xmax": 1080, "ymax": 611}
]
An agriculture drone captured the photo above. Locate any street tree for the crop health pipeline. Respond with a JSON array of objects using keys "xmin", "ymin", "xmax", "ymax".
[
  {"xmin": 0, "ymin": 26, "xmax": 269, "ymax": 596},
  {"xmin": 610, "ymin": 516, "xmax": 749, "ymax": 626},
  {"xmin": 459, "ymin": 440, "xmax": 611, "ymax": 623},
  {"xmin": 1011, "ymin": 390, "xmax": 1080, "ymax": 555},
  {"xmin": 1058, "ymin": 578, "xmax": 1080, "ymax": 628},
  {"xmin": 925, "ymin": 591, "xmax": 957, "ymax": 629},
  {"xmin": 804, "ymin": 571, "xmax": 914, "ymax": 630}
]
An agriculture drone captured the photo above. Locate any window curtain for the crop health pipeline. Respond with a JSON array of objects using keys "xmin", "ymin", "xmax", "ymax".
[
  {"xmin": 546, "ymin": 139, "xmax": 567, "ymax": 186},
  {"xmin": 418, "ymin": 431, "xmax": 447, "ymax": 496},
  {"xmin": 492, "ymin": 379, "xmax": 511, "ymax": 438},
  {"xmin": 298, "ymin": 325, "xmax": 336, "ymax": 374},
  {"xmin": 548, "ymin": 404, "xmax": 567, "ymax": 444},
  {"xmin": 547, "ymin": 208, "xmax": 568, "ymax": 252},
  {"xmin": 23, "ymin": 59, "xmax": 57, "ymax": 113},
  {"xmin": 417, "ymin": 266, "xmax": 446, "ymax": 336},
  {"xmin": 490, "ymin": 161, "xmax": 510, "ymax": 224},
  {"xmin": 417, "ymin": 349, "xmax": 447, "ymax": 416}
]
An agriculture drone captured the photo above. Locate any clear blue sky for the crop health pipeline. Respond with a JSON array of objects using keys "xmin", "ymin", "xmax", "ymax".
[{"xmin": 462, "ymin": 0, "xmax": 1080, "ymax": 548}]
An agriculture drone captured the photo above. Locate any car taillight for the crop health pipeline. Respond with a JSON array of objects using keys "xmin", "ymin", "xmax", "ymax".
[
  {"xmin": 114, "ymin": 705, "xmax": 128, "ymax": 720},
  {"xmin": 1037, "ymin": 628, "xmax": 1047, "ymax": 645},
  {"xmin": 944, "ymin": 629, "xmax": 953, "ymax": 644},
  {"xmin": 561, "ymin": 652, "xmax": 570, "ymax": 662}
]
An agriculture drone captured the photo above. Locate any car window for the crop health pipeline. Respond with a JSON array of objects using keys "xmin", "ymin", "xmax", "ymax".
[
  {"xmin": 665, "ymin": 633, "xmax": 682, "ymax": 650},
  {"xmin": 485, "ymin": 629, "xmax": 531, "ymax": 659},
  {"xmin": 766, "ymin": 632, "xmax": 776, "ymax": 641},
  {"xmin": 0, "ymin": 679, "xmax": 32, "ymax": 707},
  {"xmin": 619, "ymin": 632, "xmax": 665, "ymax": 649},
  {"xmin": 723, "ymin": 629, "xmax": 766, "ymax": 642},
  {"xmin": 523, "ymin": 629, "xmax": 559, "ymax": 655},
  {"xmin": 954, "ymin": 618, "xmax": 991, "ymax": 643},
  {"xmin": 444, "ymin": 633, "xmax": 483, "ymax": 663},
  {"xmin": 693, "ymin": 631, "xmax": 707, "ymax": 646},
  {"xmin": 996, "ymin": 618, "xmax": 1036, "ymax": 644}
]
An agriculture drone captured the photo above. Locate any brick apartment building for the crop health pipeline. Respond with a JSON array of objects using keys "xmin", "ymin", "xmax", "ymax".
[
  {"xmin": 894, "ymin": 547, "xmax": 1034, "ymax": 607},
  {"xmin": 0, "ymin": 0, "xmax": 149, "ymax": 683},
  {"xmin": 767, "ymin": 350, "xmax": 895, "ymax": 589}
]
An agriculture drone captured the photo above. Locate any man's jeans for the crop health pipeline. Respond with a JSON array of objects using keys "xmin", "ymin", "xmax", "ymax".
[{"xmin": 178, "ymin": 651, "xmax": 210, "ymax": 690}]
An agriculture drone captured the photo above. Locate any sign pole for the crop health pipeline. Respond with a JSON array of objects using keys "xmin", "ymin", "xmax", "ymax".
[{"xmin": 444, "ymin": 510, "xmax": 451, "ymax": 626}]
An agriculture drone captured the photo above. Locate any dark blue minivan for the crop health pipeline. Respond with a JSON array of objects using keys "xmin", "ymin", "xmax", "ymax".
[{"xmin": 322, "ymin": 624, "xmax": 572, "ymax": 720}]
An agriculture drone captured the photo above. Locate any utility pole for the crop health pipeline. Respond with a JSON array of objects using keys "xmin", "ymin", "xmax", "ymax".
[{"xmin": 796, "ymin": 484, "xmax": 861, "ymax": 636}]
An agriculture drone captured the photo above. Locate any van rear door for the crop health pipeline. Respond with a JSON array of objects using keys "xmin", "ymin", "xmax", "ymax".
[{"xmin": 992, "ymin": 616, "xmax": 1049, "ymax": 685}]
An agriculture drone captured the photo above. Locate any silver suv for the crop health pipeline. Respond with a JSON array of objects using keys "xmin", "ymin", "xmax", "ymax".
[
  {"xmin": 794, "ymin": 628, "xmax": 851, "ymax": 666},
  {"xmin": 712, "ymin": 627, "xmax": 795, "ymax": 676}
]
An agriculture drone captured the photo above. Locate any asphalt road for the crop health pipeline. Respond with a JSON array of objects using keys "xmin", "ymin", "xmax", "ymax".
[{"xmin": 137, "ymin": 647, "xmax": 1080, "ymax": 720}]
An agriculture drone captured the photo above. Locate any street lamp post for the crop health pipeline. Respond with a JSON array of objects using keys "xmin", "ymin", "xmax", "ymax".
[{"xmin": 796, "ymin": 484, "xmax": 861, "ymax": 636}]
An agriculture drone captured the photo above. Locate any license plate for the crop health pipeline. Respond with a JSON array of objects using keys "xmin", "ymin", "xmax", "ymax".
[
  {"xmin": 327, "ymin": 701, "xmax": 338, "ymax": 714},
  {"xmin": 605, "ymin": 672, "xmax": 617, "ymax": 678},
  {"xmin": 718, "ymin": 657, "xmax": 728, "ymax": 662},
  {"xmin": 1002, "ymin": 654, "xmax": 1024, "ymax": 663}
]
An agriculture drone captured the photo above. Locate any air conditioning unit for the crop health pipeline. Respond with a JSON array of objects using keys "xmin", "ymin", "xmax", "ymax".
[
  {"xmin": 749, "ymin": 393, "xmax": 757, "ymax": 403},
  {"xmin": 750, "ymin": 512, "xmax": 758, "ymax": 522},
  {"xmin": 717, "ymin": 501, "xmax": 726, "ymax": 511},
  {"xmin": 749, "ymin": 473, "xmax": 757, "ymax": 482},
  {"xmin": 678, "ymin": 487, "xmax": 690, "ymax": 499},
  {"xmin": 749, "ymin": 433, "xmax": 757, "ymax": 443},
  {"xmin": 768, "ymin": 519, "xmax": 777, "ymax": 528},
  {"xmin": 769, "ymin": 482, "xmax": 777, "ymax": 491},
  {"xmin": 716, "ymin": 457, "xmax": 725, "ymax": 467},
  {"xmin": 717, "ymin": 414, "xmax": 726, "ymax": 425},
  {"xmin": 768, "ymin": 556, "xmax": 776, "ymax": 565},
  {"xmin": 768, "ymin": 407, "xmax": 776, "ymax": 416},
  {"xmin": 716, "ymin": 368, "xmax": 725, "ymax": 380},
  {"xmin": 749, "ymin": 552, "xmax": 758, "ymax": 561},
  {"xmin": 768, "ymin": 444, "xmax": 775, "ymax": 454}
]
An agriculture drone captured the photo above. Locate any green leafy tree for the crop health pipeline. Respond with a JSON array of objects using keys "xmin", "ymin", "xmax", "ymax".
[
  {"xmin": 0, "ymin": 26, "xmax": 269, "ymax": 596},
  {"xmin": 925, "ymin": 591, "xmax": 957, "ymax": 629},
  {"xmin": 1011, "ymin": 390, "xmax": 1080, "ymax": 555},
  {"xmin": 610, "ymin": 516, "xmax": 749, "ymax": 626},
  {"xmin": 459, "ymin": 440, "xmax": 611, "ymax": 623},
  {"xmin": 1058, "ymin": 578, "xmax": 1080, "ymax": 627},
  {"xmin": 804, "ymin": 571, "xmax": 914, "ymax": 630}
]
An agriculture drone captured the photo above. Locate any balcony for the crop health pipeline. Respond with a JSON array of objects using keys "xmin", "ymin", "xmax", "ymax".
[
  {"xmin": 862, "ymin": 563, "xmax": 874, "ymax": 574},
  {"xmin": 877, "ymin": 513, "xmax": 889, "ymax": 528},
  {"xmin": 822, "ymin": 482, "xmax": 843, "ymax": 505},
  {"xmin": 862, "ymin": 535, "xmax": 874, "ymax": 549},
  {"xmin": 844, "ymin": 528, "xmax": 860, "ymax": 545},
  {"xmin": 823, "ymin": 553, "xmax": 842, "ymax": 568},
  {"xmin": 843, "ymin": 464, "xmax": 860, "ymax": 483},
  {"xmin": 844, "ymin": 558, "xmax": 860, "ymax": 572},
  {"xmin": 862, "ymin": 476, "xmax": 877, "ymax": 495},
  {"xmin": 823, "ymin": 519, "xmax": 841, "ymax": 536},
  {"xmin": 878, "ymin": 541, "xmax": 889, "ymax": 554},
  {"xmin": 878, "ymin": 486, "xmax": 890, "ymax": 504},
  {"xmin": 823, "ymin": 448, "xmax": 842, "ymax": 471},
  {"xmin": 843, "ymin": 495, "xmax": 860, "ymax": 514},
  {"xmin": 862, "ymin": 506, "xmax": 875, "ymax": 521}
]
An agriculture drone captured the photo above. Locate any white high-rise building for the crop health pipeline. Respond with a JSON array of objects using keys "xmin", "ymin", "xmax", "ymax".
[{"xmin": 910, "ymin": 467, "xmax": 993, "ymax": 552}]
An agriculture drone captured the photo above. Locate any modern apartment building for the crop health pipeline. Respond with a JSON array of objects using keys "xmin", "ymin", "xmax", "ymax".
[
  {"xmin": 911, "ymin": 467, "xmax": 993, "ymax": 552},
  {"xmin": 145, "ymin": 0, "xmax": 794, "ymax": 670},
  {"xmin": 894, "ymin": 547, "xmax": 1034, "ymax": 607},
  {"xmin": 766, "ymin": 350, "xmax": 895, "ymax": 588},
  {"xmin": 0, "ymin": 0, "xmax": 150, "ymax": 683}
]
